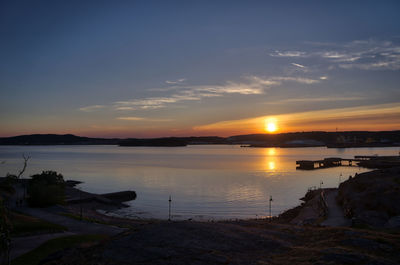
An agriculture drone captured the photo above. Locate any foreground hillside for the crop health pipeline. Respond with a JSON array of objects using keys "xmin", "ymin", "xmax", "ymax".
[{"xmin": 40, "ymin": 220, "xmax": 400, "ymax": 265}]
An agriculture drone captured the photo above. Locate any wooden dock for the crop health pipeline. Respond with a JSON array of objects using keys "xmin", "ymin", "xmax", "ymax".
[
  {"xmin": 296, "ymin": 157, "xmax": 360, "ymax": 170},
  {"xmin": 296, "ymin": 155, "xmax": 400, "ymax": 170}
]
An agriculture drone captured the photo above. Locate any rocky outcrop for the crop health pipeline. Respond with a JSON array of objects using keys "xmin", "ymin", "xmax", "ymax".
[
  {"xmin": 65, "ymin": 186, "xmax": 136, "ymax": 209},
  {"xmin": 337, "ymin": 167, "xmax": 400, "ymax": 228}
]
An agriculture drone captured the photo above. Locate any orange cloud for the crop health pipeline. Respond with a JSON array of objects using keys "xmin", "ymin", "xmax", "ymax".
[{"xmin": 193, "ymin": 103, "xmax": 400, "ymax": 136}]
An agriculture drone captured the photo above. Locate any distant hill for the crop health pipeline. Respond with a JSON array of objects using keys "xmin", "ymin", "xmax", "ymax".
[
  {"xmin": 0, "ymin": 134, "xmax": 119, "ymax": 145},
  {"xmin": 0, "ymin": 131, "xmax": 399, "ymax": 147},
  {"xmin": 0, "ymin": 134, "xmax": 227, "ymax": 146}
]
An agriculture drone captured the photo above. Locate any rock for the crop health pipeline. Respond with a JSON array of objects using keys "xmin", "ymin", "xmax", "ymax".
[
  {"xmin": 357, "ymin": 211, "xmax": 388, "ymax": 227},
  {"xmin": 341, "ymin": 238, "xmax": 384, "ymax": 251},
  {"xmin": 385, "ymin": 215, "xmax": 400, "ymax": 228},
  {"xmin": 322, "ymin": 251, "xmax": 367, "ymax": 264},
  {"xmin": 101, "ymin": 191, "xmax": 137, "ymax": 202},
  {"xmin": 65, "ymin": 180, "xmax": 83, "ymax": 187}
]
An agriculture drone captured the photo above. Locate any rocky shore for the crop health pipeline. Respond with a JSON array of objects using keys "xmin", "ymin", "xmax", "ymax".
[
  {"xmin": 275, "ymin": 167, "xmax": 400, "ymax": 229},
  {"xmin": 64, "ymin": 182, "xmax": 136, "ymax": 211},
  {"xmin": 337, "ymin": 167, "xmax": 400, "ymax": 228}
]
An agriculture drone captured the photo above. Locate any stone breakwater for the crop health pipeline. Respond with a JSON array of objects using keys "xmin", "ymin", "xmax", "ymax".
[{"xmin": 65, "ymin": 183, "xmax": 136, "ymax": 210}]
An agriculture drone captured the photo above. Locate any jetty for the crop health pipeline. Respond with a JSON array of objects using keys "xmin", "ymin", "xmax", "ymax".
[
  {"xmin": 65, "ymin": 187, "xmax": 136, "ymax": 208},
  {"xmin": 296, "ymin": 155, "xmax": 400, "ymax": 170}
]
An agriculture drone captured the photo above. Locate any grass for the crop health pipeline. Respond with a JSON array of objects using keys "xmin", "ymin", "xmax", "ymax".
[
  {"xmin": 60, "ymin": 212, "xmax": 110, "ymax": 225},
  {"xmin": 10, "ymin": 211, "xmax": 67, "ymax": 236},
  {"xmin": 11, "ymin": 234, "xmax": 108, "ymax": 265},
  {"xmin": 60, "ymin": 212, "xmax": 132, "ymax": 228}
]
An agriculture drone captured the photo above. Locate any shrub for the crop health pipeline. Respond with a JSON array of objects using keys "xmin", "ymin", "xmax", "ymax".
[
  {"xmin": 0, "ymin": 198, "xmax": 12, "ymax": 262},
  {"xmin": 27, "ymin": 171, "xmax": 65, "ymax": 207},
  {"xmin": 0, "ymin": 175, "xmax": 16, "ymax": 195}
]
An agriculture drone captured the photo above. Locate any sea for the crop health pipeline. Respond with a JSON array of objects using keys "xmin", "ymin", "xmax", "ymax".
[{"xmin": 0, "ymin": 145, "xmax": 398, "ymax": 220}]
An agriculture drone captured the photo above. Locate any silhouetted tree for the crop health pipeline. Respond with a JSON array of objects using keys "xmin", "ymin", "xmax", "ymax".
[
  {"xmin": 27, "ymin": 171, "xmax": 65, "ymax": 207},
  {"xmin": 16, "ymin": 154, "xmax": 30, "ymax": 179}
]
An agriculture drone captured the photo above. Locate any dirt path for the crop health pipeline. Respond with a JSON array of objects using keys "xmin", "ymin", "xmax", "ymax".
[
  {"xmin": 16, "ymin": 206, "xmax": 126, "ymax": 235},
  {"xmin": 10, "ymin": 205, "xmax": 126, "ymax": 259},
  {"xmin": 9, "ymin": 185, "xmax": 126, "ymax": 260},
  {"xmin": 10, "ymin": 232, "xmax": 75, "ymax": 260},
  {"xmin": 321, "ymin": 190, "xmax": 350, "ymax": 227}
]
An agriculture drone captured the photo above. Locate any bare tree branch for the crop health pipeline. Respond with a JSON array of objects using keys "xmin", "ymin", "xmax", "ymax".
[{"xmin": 16, "ymin": 154, "xmax": 30, "ymax": 179}]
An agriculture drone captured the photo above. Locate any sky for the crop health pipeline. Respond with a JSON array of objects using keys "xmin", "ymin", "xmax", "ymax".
[{"xmin": 1, "ymin": 0, "xmax": 400, "ymax": 138}]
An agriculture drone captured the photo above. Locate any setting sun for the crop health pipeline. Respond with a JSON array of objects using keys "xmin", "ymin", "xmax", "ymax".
[
  {"xmin": 267, "ymin": 122, "xmax": 277, "ymax": 132},
  {"xmin": 264, "ymin": 118, "xmax": 278, "ymax": 133}
]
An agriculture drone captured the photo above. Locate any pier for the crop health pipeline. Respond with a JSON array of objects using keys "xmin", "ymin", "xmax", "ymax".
[
  {"xmin": 296, "ymin": 157, "xmax": 360, "ymax": 170},
  {"xmin": 296, "ymin": 155, "xmax": 400, "ymax": 170}
]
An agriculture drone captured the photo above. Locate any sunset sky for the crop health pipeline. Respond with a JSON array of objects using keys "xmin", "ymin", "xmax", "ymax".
[{"xmin": 1, "ymin": 1, "xmax": 400, "ymax": 137}]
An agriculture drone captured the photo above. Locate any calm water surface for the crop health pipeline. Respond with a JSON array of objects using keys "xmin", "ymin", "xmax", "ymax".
[{"xmin": 1, "ymin": 145, "xmax": 398, "ymax": 220}]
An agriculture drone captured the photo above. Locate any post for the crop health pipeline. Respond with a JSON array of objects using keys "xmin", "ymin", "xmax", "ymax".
[
  {"xmin": 23, "ymin": 181, "xmax": 26, "ymax": 201},
  {"xmin": 168, "ymin": 195, "xmax": 172, "ymax": 221},
  {"xmin": 6, "ymin": 238, "xmax": 10, "ymax": 265},
  {"xmin": 339, "ymin": 173, "xmax": 342, "ymax": 185},
  {"xmin": 320, "ymin": 181, "xmax": 323, "ymax": 189},
  {"xmin": 79, "ymin": 187, "xmax": 83, "ymax": 220},
  {"xmin": 269, "ymin": 195, "xmax": 273, "ymax": 221}
]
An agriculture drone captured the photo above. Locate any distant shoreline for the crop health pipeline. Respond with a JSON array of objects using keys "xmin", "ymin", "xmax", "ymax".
[
  {"xmin": 2, "ymin": 143, "xmax": 400, "ymax": 149},
  {"xmin": 243, "ymin": 142, "xmax": 400, "ymax": 148},
  {"xmin": 1, "ymin": 131, "xmax": 399, "ymax": 148}
]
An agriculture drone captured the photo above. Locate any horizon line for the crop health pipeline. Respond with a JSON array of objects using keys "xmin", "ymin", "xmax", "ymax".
[{"xmin": 1, "ymin": 129, "xmax": 400, "ymax": 140}]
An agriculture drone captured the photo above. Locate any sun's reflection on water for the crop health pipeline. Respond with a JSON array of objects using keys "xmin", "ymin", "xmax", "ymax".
[
  {"xmin": 262, "ymin": 148, "xmax": 278, "ymax": 172},
  {"xmin": 268, "ymin": 161, "xmax": 276, "ymax": 170},
  {"xmin": 267, "ymin": 148, "xmax": 276, "ymax": 156}
]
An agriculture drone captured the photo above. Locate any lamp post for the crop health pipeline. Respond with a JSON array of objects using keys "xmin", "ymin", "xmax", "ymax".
[
  {"xmin": 168, "ymin": 195, "xmax": 172, "ymax": 221},
  {"xmin": 79, "ymin": 187, "xmax": 82, "ymax": 220},
  {"xmin": 269, "ymin": 195, "xmax": 273, "ymax": 221}
]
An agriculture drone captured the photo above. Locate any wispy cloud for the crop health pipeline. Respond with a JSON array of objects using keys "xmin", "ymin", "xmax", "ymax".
[
  {"xmin": 117, "ymin": 116, "xmax": 172, "ymax": 122},
  {"xmin": 271, "ymin": 39, "xmax": 400, "ymax": 71},
  {"xmin": 115, "ymin": 91, "xmax": 202, "ymax": 110},
  {"xmin": 264, "ymin": 96, "xmax": 364, "ymax": 104},
  {"xmin": 80, "ymin": 74, "xmax": 323, "ymax": 112},
  {"xmin": 270, "ymin": 51, "xmax": 306, "ymax": 57},
  {"xmin": 113, "ymin": 75, "xmax": 321, "ymax": 110},
  {"xmin": 113, "ymin": 79, "xmax": 264, "ymax": 110},
  {"xmin": 269, "ymin": 76, "xmax": 319, "ymax": 84},
  {"xmin": 116, "ymin": 116, "xmax": 144, "ymax": 121},
  {"xmin": 291, "ymin": 63, "xmax": 306, "ymax": 68},
  {"xmin": 165, "ymin": 78, "xmax": 186, "ymax": 84},
  {"xmin": 79, "ymin": 105, "xmax": 106, "ymax": 112},
  {"xmin": 115, "ymin": 106, "xmax": 137, "ymax": 111}
]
